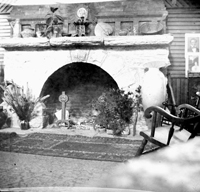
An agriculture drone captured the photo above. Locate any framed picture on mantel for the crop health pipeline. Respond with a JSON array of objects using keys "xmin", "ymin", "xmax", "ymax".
[{"xmin": 185, "ymin": 33, "xmax": 200, "ymax": 77}]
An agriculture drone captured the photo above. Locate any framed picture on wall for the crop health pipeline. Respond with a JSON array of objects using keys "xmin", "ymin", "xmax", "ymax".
[
  {"xmin": 187, "ymin": 55, "xmax": 200, "ymax": 73},
  {"xmin": 185, "ymin": 34, "xmax": 200, "ymax": 77},
  {"xmin": 187, "ymin": 37, "xmax": 199, "ymax": 53}
]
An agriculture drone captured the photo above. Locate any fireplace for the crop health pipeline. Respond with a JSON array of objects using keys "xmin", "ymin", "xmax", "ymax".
[
  {"xmin": 40, "ymin": 62, "xmax": 118, "ymax": 120},
  {"xmin": 0, "ymin": 35, "xmax": 173, "ymax": 122}
]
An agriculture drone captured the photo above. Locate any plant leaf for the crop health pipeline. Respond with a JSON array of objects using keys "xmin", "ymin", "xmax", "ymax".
[
  {"xmin": 46, "ymin": 26, "xmax": 53, "ymax": 33},
  {"xmin": 55, "ymin": 14, "xmax": 64, "ymax": 22},
  {"xmin": 46, "ymin": 17, "xmax": 53, "ymax": 26},
  {"xmin": 50, "ymin": 7, "xmax": 58, "ymax": 13},
  {"xmin": 45, "ymin": 13, "xmax": 53, "ymax": 18},
  {"xmin": 53, "ymin": 17, "xmax": 58, "ymax": 25}
]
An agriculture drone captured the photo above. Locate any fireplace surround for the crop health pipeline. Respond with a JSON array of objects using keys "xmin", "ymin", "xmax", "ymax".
[{"xmin": 0, "ymin": 34, "xmax": 173, "ymax": 120}]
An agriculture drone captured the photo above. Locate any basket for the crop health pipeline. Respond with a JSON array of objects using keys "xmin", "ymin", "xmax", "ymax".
[
  {"xmin": 139, "ymin": 21, "xmax": 163, "ymax": 35},
  {"xmin": 21, "ymin": 27, "xmax": 35, "ymax": 38}
]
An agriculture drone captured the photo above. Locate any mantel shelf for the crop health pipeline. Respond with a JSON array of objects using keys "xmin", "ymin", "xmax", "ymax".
[{"xmin": 0, "ymin": 35, "xmax": 173, "ymax": 49}]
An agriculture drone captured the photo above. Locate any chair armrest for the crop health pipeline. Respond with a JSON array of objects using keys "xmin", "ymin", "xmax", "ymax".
[
  {"xmin": 145, "ymin": 105, "xmax": 200, "ymax": 124},
  {"xmin": 144, "ymin": 106, "xmax": 184, "ymax": 123},
  {"xmin": 177, "ymin": 104, "xmax": 200, "ymax": 115},
  {"xmin": 144, "ymin": 105, "xmax": 200, "ymax": 138}
]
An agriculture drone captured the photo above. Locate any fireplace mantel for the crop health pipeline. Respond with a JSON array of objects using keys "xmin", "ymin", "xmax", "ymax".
[{"xmin": 0, "ymin": 35, "xmax": 173, "ymax": 49}]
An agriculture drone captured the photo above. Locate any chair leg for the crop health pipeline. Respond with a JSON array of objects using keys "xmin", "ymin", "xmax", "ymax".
[
  {"xmin": 135, "ymin": 139, "xmax": 148, "ymax": 157},
  {"xmin": 189, "ymin": 123, "xmax": 199, "ymax": 139}
]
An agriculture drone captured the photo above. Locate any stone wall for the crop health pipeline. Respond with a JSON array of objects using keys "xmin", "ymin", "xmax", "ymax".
[{"xmin": 1, "ymin": 35, "xmax": 173, "ymax": 97}]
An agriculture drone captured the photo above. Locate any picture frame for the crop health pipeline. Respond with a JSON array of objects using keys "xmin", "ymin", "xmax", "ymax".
[
  {"xmin": 185, "ymin": 34, "xmax": 200, "ymax": 77},
  {"xmin": 187, "ymin": 55, "xmax": 199, "ymax": 73}
]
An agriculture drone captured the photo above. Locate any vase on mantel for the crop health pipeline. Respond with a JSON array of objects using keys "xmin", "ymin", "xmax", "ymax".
[
  {"xmin": 142, "ymin": 68, "xmax": 167, "ymax": 111},
  {"xmin": 10, "ymin": 18, "xmax": 21, "ymax": 38}
]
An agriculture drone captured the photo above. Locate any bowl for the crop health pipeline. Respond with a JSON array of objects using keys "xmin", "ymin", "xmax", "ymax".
[
  {"xmin": 139, "ymin": 21, "xmax": 164, "ymax": 35},
  {"xmin": 118, "ymin": 30, "xmax": 128, "ymax": 36}
]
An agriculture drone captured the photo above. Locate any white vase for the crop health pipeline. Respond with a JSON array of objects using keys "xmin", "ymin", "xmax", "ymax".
[
  {"xmin": 142, "ymin": 68, "xmax": 167, "ymax": 111},
  {"xmin": 11, "ymin": 19, "xmax": 21, "ymax": 38}
]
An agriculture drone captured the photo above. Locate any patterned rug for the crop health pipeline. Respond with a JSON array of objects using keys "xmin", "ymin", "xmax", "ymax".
[{"xmin": 0, "ymin": 132, "xmax": 154, "ymax": 162}]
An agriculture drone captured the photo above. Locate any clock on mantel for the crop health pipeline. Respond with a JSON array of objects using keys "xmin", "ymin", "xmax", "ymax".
[
  {"xmin": 74, "ymin": 7, "xmax": 90, "ymax": 36},
  {"xmin": 77, "ymin": 7, "xmax": 88, "ymax": 19}
]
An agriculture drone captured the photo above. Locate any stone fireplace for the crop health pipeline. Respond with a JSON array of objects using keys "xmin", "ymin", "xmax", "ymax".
[{"xmin": 0, "ymin": 34, "xmax": 173, "ymax": 122}]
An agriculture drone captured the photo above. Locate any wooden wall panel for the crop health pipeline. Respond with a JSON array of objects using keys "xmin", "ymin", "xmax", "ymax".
[
  {"xmin": 0, "ymin": 14, "xmax": 10, "ymax": 37},
  {"xmin": 0, "ymin": 14, "xmax": 10, "ymax": 83},
  {"xmin": 171, "ymin": 77, "xmax": 188, "ymax": 104},
  {"xmin": 167, "ymin": 8, "xmax": 200, "ymax": 78},
  {"xmin": 188, "ymin": 74, "xmax": 200, "ymax": 107},
  {"xmin": 166, "ymin": 8, "xmax": 200, "ymax": 105}
]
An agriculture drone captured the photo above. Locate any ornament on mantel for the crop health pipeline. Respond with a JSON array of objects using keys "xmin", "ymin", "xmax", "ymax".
[
  {"xmin": 73, "ymin": 7, "xmax": 91, "ymax": 36},
  {"xmin": 127, "ymin": 26, "xmax": 138, "ymax": 36},
  {"xmin": 74, "ymin": 17, "xmax": 91, "ymax": 36},
  {"xmin": 94, "ymin": 22, "xmax": 113, "ymax": 37},
  {"xmin": 132, "ymin": 26, "xmax": 137, "ymax": 35},
  {"xmin": 21, "ymin": 26, "xmax": 35, "ymax": 38},
  {"xmin": 10, "ymin": 18, "xmax": 21, "ymax": 38},
  {"xmin": 118, "ymin": 29, "xmax": 128, "ymax": 36}
]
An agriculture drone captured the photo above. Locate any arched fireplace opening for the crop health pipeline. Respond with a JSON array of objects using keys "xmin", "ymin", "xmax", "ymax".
[{"xmin": 40, "ymin": 62, "xmax": 118, "ymax": 123}]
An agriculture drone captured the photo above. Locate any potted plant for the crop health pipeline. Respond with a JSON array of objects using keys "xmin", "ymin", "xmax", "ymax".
[
  {"xmin": 0, "ymin": 81, "xmax": 49, "ymax": 130},
  {"xmin": 45, "ymin": 7, "xmax": 64, "ymax": 38},
  {"xmin": 92, "ymin": 88, "xmax": 134, "ymax": 136}
]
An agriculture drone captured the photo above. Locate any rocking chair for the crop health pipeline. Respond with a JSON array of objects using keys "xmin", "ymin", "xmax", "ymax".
[
  {"xmin": 135, "ymin": 72, "xmax": 200, "ymax": 156},
  {"xmin": 135, "ymin": 104, "xmax": 200, "ymax": 156}
]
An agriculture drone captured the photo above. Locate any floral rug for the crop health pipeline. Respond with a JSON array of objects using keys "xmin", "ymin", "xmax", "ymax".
[{"xmin": 0, "ymin": 132, "xmax": 155, "ymax": 162}]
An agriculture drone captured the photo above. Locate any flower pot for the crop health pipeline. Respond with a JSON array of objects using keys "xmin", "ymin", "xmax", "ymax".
[
  {"xmin": 52, "ymin": 25, "xmax": 62, "ymax": 37},
  {"xmin": 0, "ymin": 106, "xmax": 7, "ymax": 129},
  {"xmin": 43, "ymin": 115, "xmax": 49, "ymax": 128},
  {"xmin": 21, "ymin": 121, "xmax": 30, "ymax": 130}
]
